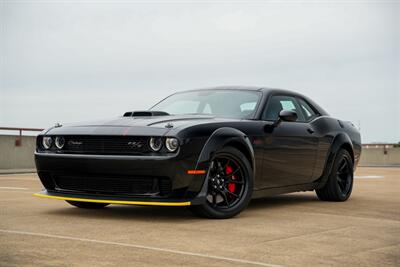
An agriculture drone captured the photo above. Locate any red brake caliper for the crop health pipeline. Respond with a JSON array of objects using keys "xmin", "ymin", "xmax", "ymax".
[{"xmin": 225, "ymin": 165, "xmax": 236, "ymax": 193}]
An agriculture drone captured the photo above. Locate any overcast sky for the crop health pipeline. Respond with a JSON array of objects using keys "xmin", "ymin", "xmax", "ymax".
[{"xmin": 0, "ymin": 0, "xmax": 399, "ymax": 143}]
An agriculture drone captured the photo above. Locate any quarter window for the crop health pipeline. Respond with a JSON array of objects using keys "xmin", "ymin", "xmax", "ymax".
[{"xmin": 298, "ymin": 98, "xmax": 318, "ymax": 121}]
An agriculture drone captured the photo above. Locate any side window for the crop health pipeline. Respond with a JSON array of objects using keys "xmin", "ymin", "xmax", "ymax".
[
  {"xmin": 262, "ymin": 95, "xmax": 304, "ymax": 121},
  {"xmin": 298, "ymin": 98, "xmax": 318, "ymax": 121}
]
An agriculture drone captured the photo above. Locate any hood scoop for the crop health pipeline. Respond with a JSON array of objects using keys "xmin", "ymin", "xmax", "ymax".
[{"xmin": 123, "ymin": 111, "xmax": 170, "ymax": 117}]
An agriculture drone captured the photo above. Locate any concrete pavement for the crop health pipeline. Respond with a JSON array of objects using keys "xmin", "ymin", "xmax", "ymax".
[{"xmin": 0, "ymin": 167, "xmax": 399, "ymax": 266}]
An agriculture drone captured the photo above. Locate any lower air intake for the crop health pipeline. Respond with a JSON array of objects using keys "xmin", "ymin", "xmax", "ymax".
[{"xmin": 53, "ymin": 174, "xmax": 172, "ymax": 196}]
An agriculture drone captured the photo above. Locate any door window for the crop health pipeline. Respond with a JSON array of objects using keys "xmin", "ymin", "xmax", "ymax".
[{"xmin": 262, "ymin": 95, "xmax": 304, "ymax": 121}]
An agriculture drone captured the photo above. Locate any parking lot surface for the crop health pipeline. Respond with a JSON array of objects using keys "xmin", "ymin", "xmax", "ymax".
[{"xmin": 0, "ymin": 167, "xmax": 399, "ymax": 267}]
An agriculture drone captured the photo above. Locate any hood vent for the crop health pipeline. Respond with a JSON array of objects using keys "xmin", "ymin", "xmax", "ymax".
[{"xmin": 123, "ymin": 111, "xmax": 170, "ymax": 117}]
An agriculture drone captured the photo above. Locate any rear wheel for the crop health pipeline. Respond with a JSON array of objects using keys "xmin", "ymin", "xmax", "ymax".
[
  {"xmin": 66, "ymin": 201, "xmax": 109, "ymax": 209},
  {"xmin": 189, "ymin": 146, "xmax": 253, "ymax": 219},
  {"xmin": 316, "ymin": 149, "xmax": 354, "ymax": 201}
]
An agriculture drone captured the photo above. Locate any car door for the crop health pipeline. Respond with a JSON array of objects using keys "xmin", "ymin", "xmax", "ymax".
[{"xmin": 260, "ymin": 95, "xmax": 319, "ymax": 188}]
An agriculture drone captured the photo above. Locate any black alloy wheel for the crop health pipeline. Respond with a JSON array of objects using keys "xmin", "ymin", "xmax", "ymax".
[
  {"xmin": 336, "ymin": 157, "xmax": 353, "ymax": 196},
  {"xmin": 206, "ymin": 155, "xmax": 246, "ymax": 209},
  {"xmin": 316, "ymin": 149, "xmax": 354, "ymax": 201},
  {"xmin": 189, "ymin": 146, "xmax": 253, "ymax": 219}
]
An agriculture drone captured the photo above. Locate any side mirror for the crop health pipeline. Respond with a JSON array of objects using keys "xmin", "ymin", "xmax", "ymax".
[
  {"xmin": 279, "ymin": 110, "xmax": 298, "ymax": 122},
  {"xmin": 264, "ymin": 110, "xmax": 298, "ymax": 132}
]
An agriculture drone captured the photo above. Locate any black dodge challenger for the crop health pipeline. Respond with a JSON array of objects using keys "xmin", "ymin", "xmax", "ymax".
[{"xmin": 35, "ymin": 86, "xmax": 361, "ymax": 218}]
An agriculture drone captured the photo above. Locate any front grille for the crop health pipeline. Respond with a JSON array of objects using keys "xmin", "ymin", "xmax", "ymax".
[
  {"xmin": 53, "ymin": 174, "xmax": 172, "ymax": 196},
  {"xmin": 159, "ymin": 179, "xmax": 172, "ymax": 196},
  {"xmin": 62, "ymin": 136, "xmax": 149, "ymax": 155}
]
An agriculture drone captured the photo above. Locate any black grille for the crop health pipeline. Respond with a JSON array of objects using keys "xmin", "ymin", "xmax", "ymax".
[
  {"xmin": 62, "ymin": 136, "xmax": 149, "ymax": 155},
  {"xmin": 53, "ymin": 174, "xmax": 172, "ymax": 196},
  {"xmin": 159, "ymin": 179, "xmax": 172, "ymax": 196}
]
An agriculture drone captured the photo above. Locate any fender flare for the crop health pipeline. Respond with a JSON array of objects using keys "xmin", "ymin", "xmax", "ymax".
[
  {"xmin": 190, "ymin": 127, "xmax": 255, "ymax": 204},
  {"xmin": 196, "ymin": 127, "xmax": 255, "ymax": 172},
  {"xmin": 316, "ymin": 133, "xmax": 354, "ymax": 188}
]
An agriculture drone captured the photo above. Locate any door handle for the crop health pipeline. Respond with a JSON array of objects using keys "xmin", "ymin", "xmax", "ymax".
[{"xmin": 307, "ymin": 128, "xmax": 315, "ymax": 134}]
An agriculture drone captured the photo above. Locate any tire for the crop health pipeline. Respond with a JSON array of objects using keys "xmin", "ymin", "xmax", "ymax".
[
  {"xmin": 66, "ymin": 201, "xmax": 109, "ymax": 209},
  {"xmin": 189, "ymin": 146, "xmax": 253, "ymax": 219},
  {"xmin": 316, "ymin": 149, "xmax": 354, "ymax": 201}
]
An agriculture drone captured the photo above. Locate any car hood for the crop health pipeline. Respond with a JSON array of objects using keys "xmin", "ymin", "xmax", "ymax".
[{"xmin": 45, "ymin": 115, "xmax": 232, "ymax": 136}]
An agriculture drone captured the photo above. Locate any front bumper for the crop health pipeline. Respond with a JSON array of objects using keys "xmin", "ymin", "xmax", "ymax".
[{"xmin": 34, "ymin": 151, "xmax": 209, "ymax": 205}]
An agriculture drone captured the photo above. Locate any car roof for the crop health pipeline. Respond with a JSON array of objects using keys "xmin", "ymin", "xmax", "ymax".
[
  {"xmin": 183, "ymin": 85, "xmax": 300, "ymax": 93},
  {"xmin": 181, "ymin": 86, "xmax": 309, "ymax": 97},
  {"xmin": 177, "ymin": 86, "xmax": 262, "ymax": 92},
  {"xmin": 180, "ymin": 85, "xmax": 288, "ymax": 92}
]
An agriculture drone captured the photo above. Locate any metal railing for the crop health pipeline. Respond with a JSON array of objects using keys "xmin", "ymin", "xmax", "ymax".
[{"xmin": 0, "ymin": 127, "xmax": 44, "ymax": 146}]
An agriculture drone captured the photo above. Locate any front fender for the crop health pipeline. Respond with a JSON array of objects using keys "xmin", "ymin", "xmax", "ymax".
[
  {"xmin": 196, "ymin": 127, "xmax": 254, "ymax": 170},
  {"xmin": 186, "ymin": 127, "xmax": 255, "ymax": 203}
]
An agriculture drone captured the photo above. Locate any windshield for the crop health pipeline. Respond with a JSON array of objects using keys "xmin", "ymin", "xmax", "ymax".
[{"xmin": 150, "ymin": 90, "xmax": 262, "ymax": 119}]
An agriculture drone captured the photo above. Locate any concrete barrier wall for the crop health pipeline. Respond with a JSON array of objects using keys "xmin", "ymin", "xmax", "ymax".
[
  {"xmin": 359, "ymin": 147, "xmax": 400, "ymax": 167},
  {"xmin": 0, "ymin": 135, "xmax": 36, "ymax": 170},
  {"xmin": 0, "ymin": 135, "xmax": 399, "ymax": 171}
]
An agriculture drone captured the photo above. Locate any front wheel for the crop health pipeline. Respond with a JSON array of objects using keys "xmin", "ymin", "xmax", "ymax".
[
  {"xmin": 189, "ymin": 146, "xmax": 253, "ymax": 219},
  {"xmin": 316, "ymin": 149, "xmax": 354, "ymax": 201},
  {"xmin": 66, "ymin": 201, "xmax": 109, "ymax": 209}
]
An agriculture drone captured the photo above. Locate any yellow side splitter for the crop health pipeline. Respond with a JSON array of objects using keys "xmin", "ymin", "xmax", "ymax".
[{"xmin": 33, "ymin": 192, "xmax": 191, "ymax": 206}]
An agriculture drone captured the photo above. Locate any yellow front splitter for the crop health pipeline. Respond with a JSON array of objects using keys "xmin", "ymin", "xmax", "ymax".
[{"xmin": 33, "ymin": 192, "xmax": 191, "ymax": 207}]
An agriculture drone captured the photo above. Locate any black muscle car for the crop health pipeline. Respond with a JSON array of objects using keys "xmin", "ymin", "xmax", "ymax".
[{"xmin": 35, "ymin": 86, "xmax": 361, "ymax": 218}]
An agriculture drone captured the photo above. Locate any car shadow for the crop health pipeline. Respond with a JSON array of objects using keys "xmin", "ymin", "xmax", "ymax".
[
  {"xmin": 42, "ymin": 193, "xmax": 319, "ymax": 221},
  {"xmin": 248, "ymin": 193, "xmax": 319, "ymax": 210},
  {"xmin": 44, "ymin": 204, "xmax": 198, "ymax": 222}
]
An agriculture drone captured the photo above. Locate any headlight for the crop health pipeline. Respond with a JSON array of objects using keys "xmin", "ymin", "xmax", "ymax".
[
  {"xmin": 42, "ymin": 136, "xmax": 53, "ymax": 149},
  {"xmin": 149, "ymin": 137, "xmax": 162, "ymax": 151},
  {"xmin": 165, "ymin": 137, "xmax": 179, "ymax": 152},
  {"xmin": 55, "ymin": 137, "xmax": 65, "ymax": 149}
]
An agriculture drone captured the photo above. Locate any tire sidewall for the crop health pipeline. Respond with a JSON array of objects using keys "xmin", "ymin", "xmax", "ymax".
[
  {"xmin": 199, "ymin": 146, "xmax": 253, "ymax": 219},
  {"xmin": 329, "ymin": 150, "xmax": 354, "ymax": 201}
]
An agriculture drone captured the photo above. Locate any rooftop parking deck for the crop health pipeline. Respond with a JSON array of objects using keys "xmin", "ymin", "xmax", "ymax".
[{"xmin": 0, "ymin": 167, "xmax": 399, "ymax": 266}]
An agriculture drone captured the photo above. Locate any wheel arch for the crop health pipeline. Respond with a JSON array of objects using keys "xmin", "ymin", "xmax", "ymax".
[
  {"xmin": 195, "ymin": 127, "xmax": 255, "ymax": 175},
  {"xmin": 340, "ymin": 142, "xmax": 354, "ymax": 164},
  {"xmin": 316, "ymin": 133, "xmax": 354, "ymax": 188},
  {"xmin": 188, "ymin": 127, "xmax": 255, "ymax": 205},
  {"xmin": 223, "ymin": 140, "xmax": 254, "ymax": 170}
]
